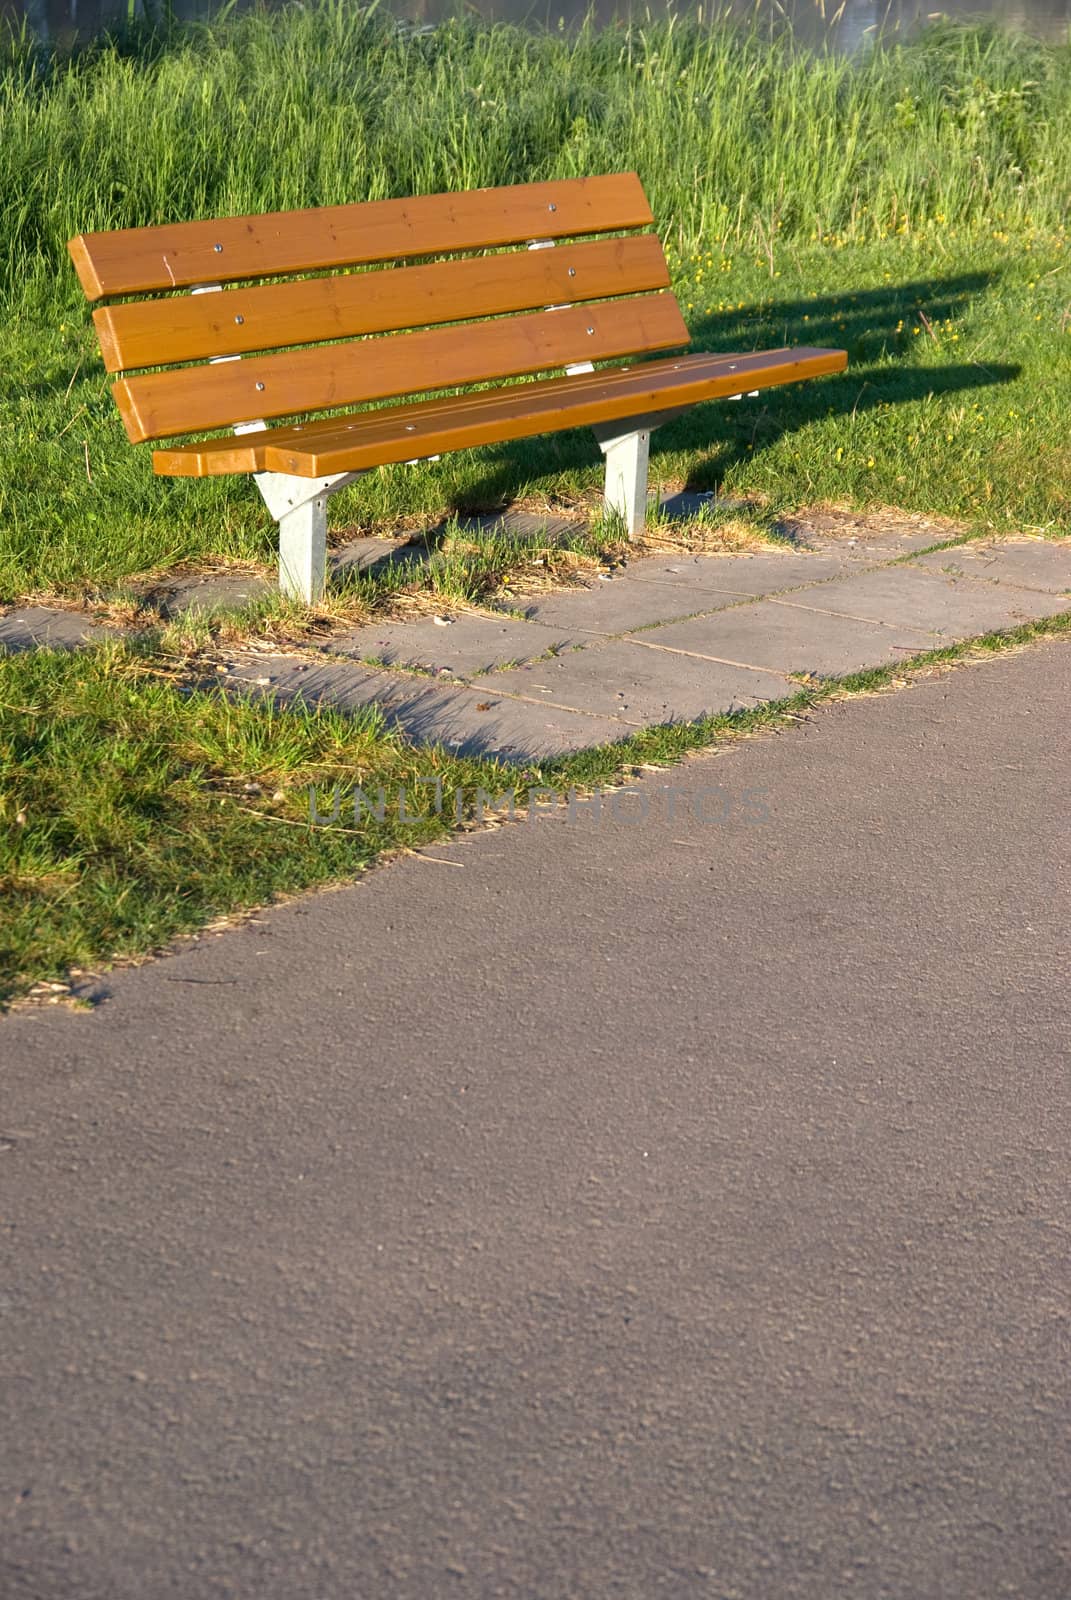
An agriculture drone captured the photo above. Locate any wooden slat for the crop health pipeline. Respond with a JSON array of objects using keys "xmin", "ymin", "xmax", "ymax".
[
  {"xmin": 68, "ymin": 174, "xmax": 654, "ymax": 301},
  {"xmin": 113, "ymin": 295, "xmax": 689, "ymax": 443},
  {"xmin": 92, "ymin": 234, "xmax": 670, "ymax": 373},
  {"xmin": 152, "ymin": 347, "xmax": 848, "ymax": 477}
]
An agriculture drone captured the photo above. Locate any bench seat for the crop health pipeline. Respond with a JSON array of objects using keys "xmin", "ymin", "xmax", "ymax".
[
  {"xmin": 69, "ymin": 173, "xmax": 847, "ymax": 602},
  {"xmin": 152, "ymin": 347, "xmax": 845, "ymax": 478}
]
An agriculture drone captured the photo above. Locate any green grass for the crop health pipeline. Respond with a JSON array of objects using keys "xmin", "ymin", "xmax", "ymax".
[
  {"xmin": 4, "ymin": 613, "xmax": 1070, "ymax": 1007},
  {"xmin": 0, "ymin": 640, "xmax": 529, "ymax": 1004},
  {"xmin": 6, "ymin": 234, "xmax": 1070, "ymax": 602},
  {"xmin": 3, "ymin": 5, "xmax": 1071, "ymax": 1002},
  {"xmin": 7, "ymin": 5, "xmax": 1071, "ymax": 283},
  {"xmin": 3, "ymin": 7, "xmax": 1071, "ymax": 600}
]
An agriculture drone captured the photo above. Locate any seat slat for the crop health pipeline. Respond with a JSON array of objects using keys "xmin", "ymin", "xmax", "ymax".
[
  {"xmin": 114, "ymin": 295, "xmax": 689, "ymax": 444},
  {"xmin": 152, "ymin": 348, "xmax": 849, "ymax": 477},
  {"xmin": 69, "ymin": 173, "xmax": 653, "ymax": 301},
  {"xmin": 92, "ymin": 234, "xmax": 671, "ymax": 373}
]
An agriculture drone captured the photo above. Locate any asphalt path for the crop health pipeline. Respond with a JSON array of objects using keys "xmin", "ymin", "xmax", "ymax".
[{"xmin": 2, "ymin": 639, "xmax": 1069, "ymax": 1600}]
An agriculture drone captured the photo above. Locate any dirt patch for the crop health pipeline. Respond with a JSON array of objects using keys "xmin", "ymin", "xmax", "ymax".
[{"xmin": 773, "ymin": 503, "xmax": 969, "ymax": 544}]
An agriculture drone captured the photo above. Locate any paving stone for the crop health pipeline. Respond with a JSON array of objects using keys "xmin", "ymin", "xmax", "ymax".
[
  {"xmin": 500, "ymin": 573, "xmax": 749, "ymax": 634},
  {"xmin": 809, "ymin": 527, "xmax": 962, "ymax": 564},
  {"xmin": 622, "ymin": 548, "xmax": 850, "ymax": 597},
  {"xmin": 313, "ymin": 613, "xmax": 590, "ymax": 677},
  {"xmin": 657, "ymin": 490, "xmax": 731, "ymax": 521},
  {"xmin": 631, "ymin": 601, "xmax": 941, "ymax": 677},
  {"xmin": 460, "ymin": 510, "xmax": 583, "ymax": 544},
  {"xmin": 470, "ymin": 639, "xmax": 793, "ymax": 726},
  {"xmin": 332, "ymin": 517, "xmax": 584, "ymax": 583},
  {"xmin": 774, "ymin": 506, "xmax": 966, "ymax": 550},
  {"xmin": 771, "ymin": 565, "xmax": 1071, "ymax": 637},
  {"xmin": 224, "ymin": 654, "xmax": 628, "ymax": 760},
  {"xmin": 910, "ymin": 538, "xmax": 1071, "ymax": 595},
  {"xmin": 0, "ymin": 607, "xmax": 110, "ymax": 653},
  {"xmin": 138, "ymin": 573, "xmax": 274, "ymax": 619},
  {"xmin": 332, "ymin": 535, "xmax": 431, "ymax": 579}
]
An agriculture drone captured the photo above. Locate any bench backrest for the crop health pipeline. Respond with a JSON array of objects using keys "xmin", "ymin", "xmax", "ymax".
[{"xmin": 68, "ymin": 173, "xmax": 687, "ymax": 448}]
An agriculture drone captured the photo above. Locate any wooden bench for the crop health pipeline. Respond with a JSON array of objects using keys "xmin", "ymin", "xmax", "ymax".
[{"xmin": 68, "ymin": 173, "xmax": 847, "ymax": 604}]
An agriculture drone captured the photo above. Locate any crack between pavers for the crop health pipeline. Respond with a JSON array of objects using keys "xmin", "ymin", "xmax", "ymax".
[
  {"xmin": 283, "ymin": 640, "xmax": 593, "ymax": 682},
  {"xmin": 460, "ymin": 673, "xmax": 791, "ymax": 728},
  {"xmin": 458, "ymin": 681, "xmax": 647, "ymax": 728},
  {"xmin": 617, "ymin": 577, "xmax": 763, "ymax": 600},
  {"xmin": 903, "ymin": 559, "xmax": 1071, "ymax": 599},
  {"xmin": 226, "ymin": 658, "xmax": 638, "ymax": 730},
  {"xmin": 621, "ymin": 637, "xmax": 800, "ymax": 680},
  {"xmin": 616, "ymin": 596, "xmax": 765, "ymax": 635},
  {"xmin": 618, "ymin": 541, "xmax": 929, "ymax": 597},
  {"xmin": 496, "ymin": 577, "xmax": 785, "ymax": 627},
  {"xmin": 893, "ymin": 564, "xmax": 1071, "ymax": 608},
  {"xmin": 228, "ymin": 644, "xmax": 788, "ymax": 736},
  {"xmin": 577, "ymin": 566, "xmax": 924, "ymax": 630},
  {"xmin": 603, "ymin": 576, "xmax": 893, "ymax": 642},
  {"xmin": 501, "ymin": 591, "xmax": 772, "ymax": 645},
  {"xmin": 765, "ymin": 595, "xmax": 968, "ymax": 631},
  {"xmin": 767, "ymin": 591, "xmax": 1057, "ymax": 632}
]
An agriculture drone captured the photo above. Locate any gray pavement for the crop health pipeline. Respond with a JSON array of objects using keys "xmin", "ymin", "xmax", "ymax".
[
  {"xmin": 6, "ymin": 532, "xmax": 1070, "ymax": 761},
  {"xmin": 222, "ymin": 534, "xmax": 1070, "ymax": 757},
  {"xmin": 2, "ymin": 637, "xmax": 1070, "ymax": 1600},
  {"xmin": 0, "ymin": 607, "xmax": 111, "ymax": 652}
]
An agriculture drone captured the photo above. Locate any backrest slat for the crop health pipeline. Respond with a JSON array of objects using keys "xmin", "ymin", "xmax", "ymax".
[
  {"xmin": 92, "ymin": 234, "xmax": 670, "ymax": 373},
  {"xmin": 69, "ymin": 174, "xmax": 653, "ymax": 300},
  {"xmin": 113, "ymin": 296, "xmax": 689, "ymax": 444}
]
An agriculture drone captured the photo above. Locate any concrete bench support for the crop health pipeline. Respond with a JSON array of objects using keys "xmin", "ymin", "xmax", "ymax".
[
  {"xmin": 593, "ymin": 407, "xmax": 689, "ymax": 537},
  {"xmin": 255, "ymin": 471, "xmax": 362, "ymax": 603}
]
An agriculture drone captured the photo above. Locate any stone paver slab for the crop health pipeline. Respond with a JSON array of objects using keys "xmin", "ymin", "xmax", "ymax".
[
  {"xmin": 501, "ymin": 574, "xmax": 748, "ymax": 634},
  {"xmin": 461, "ymin": 510, "xmax": 583, "ymax": 544},
  {"xmin": 623, "ymin": 548, "xmax": 850, "ymax": 597},
  {"xmin": 771, "ymin": 565, "xmax": 1071, "ymax": 637},
  {"xmin": 809, "ymin": 528, "xmax": 962, "ymax": 564},
  {"xmin": 224, "ymin": 654, "xmax": 628, "ymax": 760},
  {"xmin": 775, "ymin": 506, "xmax": 965, "ymax": 552},
  {"xmin": 332, "ymin": 535, "xmax": 430, "ymax": 579},
  {"xmin": 910, "ymin": 539, "xmax": 1071, "ymax": 595},
  {"xmin": 315, "ymin": 613, "xmax": 589, "ymax": 677},
  {"xmin": 0, "ymin": 607, "xmax": 110, "ymax": 653},
  {"xmin": 138, "ymin": 573, "xmax": 274, "ymax": 618},
  {"xmin": 631, "ymin": 601, "xmax": 941, "ymax": 677},
  {"xmin": 470, "ymin": 639, "xmax": 793, "ymax": 726},
  {"xmin": 657, "ymin": 490, "xmax": 751, "ymax": 521}
]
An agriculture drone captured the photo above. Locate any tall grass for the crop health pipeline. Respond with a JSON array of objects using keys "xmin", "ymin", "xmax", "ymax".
[{"xmin": 3, "ymin": 4, "xmax": 1071, "ymax": 309}]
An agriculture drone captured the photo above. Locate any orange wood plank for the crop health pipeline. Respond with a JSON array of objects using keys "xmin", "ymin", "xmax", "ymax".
[
  {"xmin": 113, "ymin": 295, "xmax": 689, "ymax": 443},
  {"xmin": 91, "ymin": 234, "xmax": 671, "ymax": 372},
  {"xmin": 68, "ymin": 174, "xmax": 654, "ymax": 300},
  {"xmin": 151, "ymin": 348, "xmax": 848, "ymax": 477}
]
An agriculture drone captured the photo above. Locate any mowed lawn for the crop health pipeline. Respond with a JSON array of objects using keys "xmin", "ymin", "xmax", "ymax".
[
  {"xmin": 3, "ymin": 6, "xmax": 1070, "ymax": 1002},
  {"xmin": 7, "ymin": 237, "xmax": 1071, "ymax": 598}
]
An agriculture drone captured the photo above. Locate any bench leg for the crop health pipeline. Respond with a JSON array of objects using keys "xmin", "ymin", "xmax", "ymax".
[
  {"xmin": 596, "ymin": 427, "xmax": 651, "ymax": 537},
  {"xmin": 278, "ymin": 494, "xmax": 328, "ymax": 604},
  {"xmin": 593, "ymin": 409, "xmax": 690, "ymax": 538},
  {"xmin": 254, "ymin": 470, "xmax": 362, "ymax": 604}
]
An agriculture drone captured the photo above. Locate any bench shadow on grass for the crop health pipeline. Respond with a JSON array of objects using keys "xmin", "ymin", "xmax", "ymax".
[{"xmin": 435, "ymin": 269, "xmax": 1017, "ymax": 514}]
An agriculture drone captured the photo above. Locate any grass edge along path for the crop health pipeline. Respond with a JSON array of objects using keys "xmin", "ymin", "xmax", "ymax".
[{"xmin": 3, "ymin": 610, "xmax": 1069, "ymax": 1010}]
